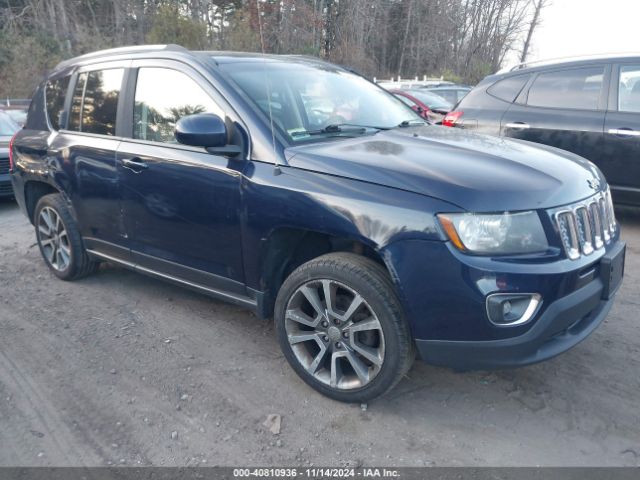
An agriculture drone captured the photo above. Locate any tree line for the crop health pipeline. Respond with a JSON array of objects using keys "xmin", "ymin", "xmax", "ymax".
[{"xmin": 0, "ymin": 0, "xmax": 548, "ymax": 98}]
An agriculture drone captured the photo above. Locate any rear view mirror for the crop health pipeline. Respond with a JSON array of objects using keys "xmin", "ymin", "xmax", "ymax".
[{"xmin": 175, "ymin": 113, "xmax": 227, "ymax": 148}]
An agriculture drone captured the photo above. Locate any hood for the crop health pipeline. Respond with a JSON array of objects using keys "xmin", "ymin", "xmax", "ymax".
[{"xmin": 285, "ymin": 126, "xmax": 606, "ymax": 212}]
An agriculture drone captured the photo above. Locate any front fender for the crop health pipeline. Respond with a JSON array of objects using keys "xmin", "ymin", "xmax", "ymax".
[{"xmin": 240, "ymin": 161, "xmax": 461, "ymax": 291}]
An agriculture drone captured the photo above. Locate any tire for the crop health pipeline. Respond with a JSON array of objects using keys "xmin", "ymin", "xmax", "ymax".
[
  {"xmin": 275, "ymin": 252, "xmax": 414, "ymax": 402},
  {"xmin": 34, "ymin": 193, "xmax": 98, "ymax": 280}
]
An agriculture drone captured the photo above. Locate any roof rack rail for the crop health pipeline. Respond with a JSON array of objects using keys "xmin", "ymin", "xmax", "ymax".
[
  {"xmin": 503, "ymin": 52, "xmax": 640, "ymax": 73},
  {"xmin": 54, "ymin": 44, "xmax": 189, "ymax": 71}
]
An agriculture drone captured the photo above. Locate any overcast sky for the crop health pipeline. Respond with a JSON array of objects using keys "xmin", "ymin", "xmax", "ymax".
[{"xmin": 507, "ymin": 0, "xmax": 640, "ymax": 66}]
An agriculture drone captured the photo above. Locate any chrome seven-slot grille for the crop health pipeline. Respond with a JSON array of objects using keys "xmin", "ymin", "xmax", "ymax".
[{"xmin": 554, "ymin": 190, "xmax": 616, "ymax": 260}]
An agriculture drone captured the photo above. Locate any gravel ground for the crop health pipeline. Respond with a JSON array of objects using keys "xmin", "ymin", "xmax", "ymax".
[{"xmin": 0, "ymin": 198, "xmax": 639, "ymax": 467}]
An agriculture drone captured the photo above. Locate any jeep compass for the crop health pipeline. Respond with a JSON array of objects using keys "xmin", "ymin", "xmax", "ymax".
[{"xmin": 10, "ymin": 45, "xmax": 625, "ymax": 402}]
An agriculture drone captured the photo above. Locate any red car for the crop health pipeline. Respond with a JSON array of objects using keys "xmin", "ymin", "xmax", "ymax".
[{"xmin": 390, "ymin": 89, "xmax": 453, "ymax": 124}]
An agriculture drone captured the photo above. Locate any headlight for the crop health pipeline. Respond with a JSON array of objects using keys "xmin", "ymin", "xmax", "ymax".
[{"xmin": 438, "ymin": 211, "xmax": 549, "ymax": 255}]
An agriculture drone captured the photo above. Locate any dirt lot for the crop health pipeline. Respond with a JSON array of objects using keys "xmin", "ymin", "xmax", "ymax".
[{"xmin": 0, "ymin": 198, "xmax": 639, "ymax": 467}]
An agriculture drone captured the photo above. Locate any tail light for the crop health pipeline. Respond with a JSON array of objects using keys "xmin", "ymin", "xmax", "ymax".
[
  {"xmin": 8, "ymin": 132, "xmax": 18, "ymax": 172},
  {"xmin": 442, "ymin": 110, "xmax": 464, "ymax": 127}
]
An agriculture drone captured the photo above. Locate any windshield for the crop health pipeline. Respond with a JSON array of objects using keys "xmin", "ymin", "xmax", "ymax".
[
  {"xmin": 0, "ymin": 111, "xmax": 19, "ymax": 136},
  {"xmin": 219, "ymin": 61, "xmax": 423, "ymax": 143},
  {"xmin": 405, "ymin": 90, "xmax": 452, "ymax": 110}
]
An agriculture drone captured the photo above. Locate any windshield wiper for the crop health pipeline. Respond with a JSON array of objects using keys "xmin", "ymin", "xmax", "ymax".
[
  {"xmin": 396, "ymin": 119, "xmax": 428, "ymax": 128},
  {"xmin": 291, "ymin": 123, "xmax": 389, "ymax": 138}
]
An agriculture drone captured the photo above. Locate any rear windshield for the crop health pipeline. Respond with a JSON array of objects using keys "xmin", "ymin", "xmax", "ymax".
[
  {"xmin": 405, "ymin": 90, "xmax": 452, "ymax": 109},
  {"xmin": 0, "ymin": 111, "xmax": 19, "ymax": 136}
]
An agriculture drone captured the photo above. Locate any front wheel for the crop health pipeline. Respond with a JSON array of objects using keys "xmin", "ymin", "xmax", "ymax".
[{"xmin": 275, "ymin": 253, "xmax": 414, "ymax": 402}]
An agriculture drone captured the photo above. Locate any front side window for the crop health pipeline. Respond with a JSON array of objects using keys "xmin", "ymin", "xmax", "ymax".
[
  {"xmin": 618, "ymin": 65, "xmax": 640, "ymax": 113},
  {"xmin": 45, "ymin": 75, "xmax": 71, "ymax": 130},
  {"xmin": 68, "ymin": 69, "xmax": 124, "ymax": 135},
  {"xmin": 220, "ymin": 62, "xmax": 422, "ymax": 143},
  {"xmin": 527, "ymin": 67, "xmax": 604, "ymax": 110},
  {"xmin": 133, "ymin": 68, "xmax": 223, "ymax": 143}
]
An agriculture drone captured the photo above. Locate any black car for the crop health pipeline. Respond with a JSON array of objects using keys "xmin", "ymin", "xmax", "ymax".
[
  {"xmin": 444, "ymin": 55, "xmax": 640, "ymax": 205},
  {"xmin": 0, "ymin": 110, "xmax": 20, "ymax": 198},
  {"xmin": 10, "ymin": 45, "xmax": 624, "ymax": 402}
]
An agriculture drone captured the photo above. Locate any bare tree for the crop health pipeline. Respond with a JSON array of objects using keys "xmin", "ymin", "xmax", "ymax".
[
  {"xmin": 0, "ymin": 0, "xmax": 550, "ymax": 97},
  {"xmin": 520, "ymin": 0, "xmax": 549, "ymax": 63}
]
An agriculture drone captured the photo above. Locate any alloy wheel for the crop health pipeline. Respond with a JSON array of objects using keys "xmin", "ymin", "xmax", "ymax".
[
  {"xmin": 37, "ymin": 206, "xmax": 71, "ymax": 271},
  {"xmin": 284, "ymin": 279, "xmax": 385, "ymax": 390}
]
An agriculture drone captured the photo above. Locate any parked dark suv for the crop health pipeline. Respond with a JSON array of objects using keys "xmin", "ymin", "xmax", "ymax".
[
  {"xmin": 444, "ymin": 55, "xmax": 640, "ymax": 206},
  {"xmin": 10, "ymin": 45, "xmax": 625, "ymax": 402}
]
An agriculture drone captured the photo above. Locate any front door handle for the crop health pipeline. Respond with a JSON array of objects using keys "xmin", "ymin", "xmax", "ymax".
[
  {"xmin": 608, "ymin": 128, "xmax": 640, "ymax": 137},
  {"xmin": 504, "ymin": 122, "xmax": 530, "ymax": 130},
  {"xmin": 121, "ymin": 157, "xmax": 149, "ymax": 172}
]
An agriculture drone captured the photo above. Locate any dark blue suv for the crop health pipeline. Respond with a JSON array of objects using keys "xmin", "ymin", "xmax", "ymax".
[{"xmin": 10, "ymin": 45, "xmax": 625, "ymax": 402}]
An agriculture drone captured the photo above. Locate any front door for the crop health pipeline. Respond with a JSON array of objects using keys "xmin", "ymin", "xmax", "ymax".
[{"xmin": 117, "ymin": 62, "xmax": 246, "ymax": 293}]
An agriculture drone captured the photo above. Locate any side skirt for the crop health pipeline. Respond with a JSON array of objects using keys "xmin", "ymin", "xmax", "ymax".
[{"xmin": 86, "ymin": 249, "xmax": 265, "ymax": 315}]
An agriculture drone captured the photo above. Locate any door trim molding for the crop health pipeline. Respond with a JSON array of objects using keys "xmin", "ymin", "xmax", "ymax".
[{"xmin": 86, "ymin": 249, "xmax": 258, "ymax": 310}]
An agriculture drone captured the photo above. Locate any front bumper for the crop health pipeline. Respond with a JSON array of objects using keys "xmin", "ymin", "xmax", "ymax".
[
  {"xmin": 382, "ymin": 233, "xmax": 624, "ymax": 371},
  {"xmin": 415, "ymin": 240, "xmax": 625, "ymax": 370},
  {"xmin": 416, "ymin": 275, "xmax": 612, "ymax": 370}
]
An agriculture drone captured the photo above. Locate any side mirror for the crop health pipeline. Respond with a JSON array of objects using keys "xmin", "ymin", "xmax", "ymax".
[{"xmin": 175, "ymin": 113, "xmax": 227, "ymax": 148}]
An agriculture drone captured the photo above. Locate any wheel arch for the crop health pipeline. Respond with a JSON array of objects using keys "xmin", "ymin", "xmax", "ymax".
[
  {"xmin": 258, "ymin": 227, "xmax": 396, "ymax": 318},
  {"xmin": 24, "ymin": 181, "xmax": 60, "ymax": 224}
]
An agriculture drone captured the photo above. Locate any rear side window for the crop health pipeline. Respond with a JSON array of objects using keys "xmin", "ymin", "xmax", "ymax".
[
  {"xmin": 45, "ymin": 76, "xmax": 70, "ymax": 130},
  {"xmin": 487, "ymin": 74, "xmax": 530, "ymax": 102},
  {"xmin": 618, "ymin": 65, "xmax": 640, "ymax": 113},
  {"xmin": 527, "ymin": 67, "xmax": 604, "ymax": 110},
  {"xmin": 68, "ymin": 72, "xmax": 87, "ymax": 132},
  {"xmin": 68, "ymin": 69, "xmax": 124, "ymax": 135}
]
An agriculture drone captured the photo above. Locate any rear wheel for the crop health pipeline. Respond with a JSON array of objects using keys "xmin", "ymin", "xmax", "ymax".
[
  {"xmin": 275, "ymin": 253, "xmax": 414, "ymax": 402},
  {"xmin": 34, "ymin": 194, "xmax": 97, "ymax": 280}
]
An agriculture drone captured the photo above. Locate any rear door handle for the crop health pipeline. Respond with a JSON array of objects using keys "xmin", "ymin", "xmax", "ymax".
[
  {"xmin": 504, "ymin": 122, "xmax": 530, "ymax": 130},
  {"xmin": 608, "ymin": 128, "xmax": 640, "ymax": 137},
  {"xmin": 121, "ymin": 157, "xmax": 148, "ymax": 172}
]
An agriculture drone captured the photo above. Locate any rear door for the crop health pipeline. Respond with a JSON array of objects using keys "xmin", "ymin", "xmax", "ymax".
[
  {"xmin": 603, "ymin": 63, "xmax": 640, "ymax": 203},
  {"xmin": 116, "ymin": 60, "xmax": 246, "ymax": 293},
  {"xmin": 501, "ymin": 65, "xmax": 608, "ymax": 163},
  {"xmin": 56, "ymin": 61, "xmax": 130, "ymax": 259}
]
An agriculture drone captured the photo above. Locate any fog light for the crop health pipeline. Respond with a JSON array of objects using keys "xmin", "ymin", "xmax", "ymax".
[{"xmin": 486, "ymin": 293, "xmax": 541, "ymax": 326}]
